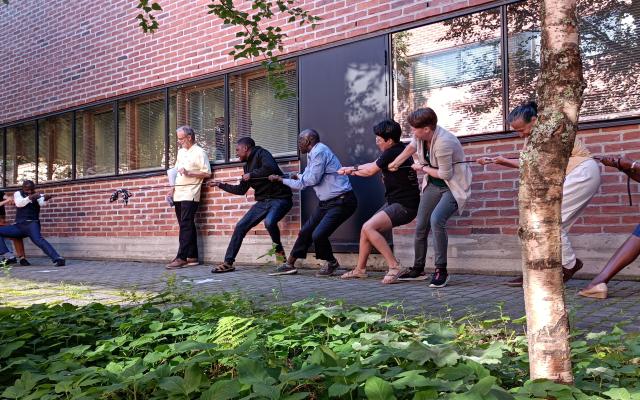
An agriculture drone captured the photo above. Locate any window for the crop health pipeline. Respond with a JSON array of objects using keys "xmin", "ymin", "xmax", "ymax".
[
  {"xmin": 170, "ymin": 79, "xmax": 226, "ymax": 163},
  {"xmin": 38, "ymin": 113, "xmax": 73, "ymax": 182},
  {"xmin": 76, "ymin": 105, "xmax": 116, "ymax": 177},
  {"xmin": 508, "ymin": 0, "xmax": 640, "ymax": 122},
  {"xmin": 118, "ymin": 92, "xmax": 166, "ymax": 173},
  {"xmin": 229, "ymin": 63, "xmax": 298, "ymax": 159},
  {"xmin": 392, "ymin": 9, "xmax": 503, "ymax": 137},
  {"xmin": 6, "ymin": 122, "xmax": 36, "ymax": 186}
]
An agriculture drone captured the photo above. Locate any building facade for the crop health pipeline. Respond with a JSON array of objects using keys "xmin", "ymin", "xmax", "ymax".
[{"xmin": 1, "ymin": 0, "xmax": 639, "ymax": 275}]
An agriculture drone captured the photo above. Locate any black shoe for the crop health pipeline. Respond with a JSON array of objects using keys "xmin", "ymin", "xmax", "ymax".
[
  {"xmin": 269, "ymin": 264, "xmax": 297, "ymax": 276},
  {"xmin": 316, "ymin": 260, "xmax": 339, "ymax": 277},
  {"xmin": 397, "ymin": 268, "xmax": 427, "ymax": 281},
  {"xmin": 429, "ymin": 268, "xmax": 449, "ymax": 288},
  {"xmin": 3, "ymin": 257, "xmax": 17, "ymax": 264},
  {"xmin": 53, "ymin": 258, "xmax": 66, "ymax": 267},
  {"xmin": 563, "ymin": 258, "xmax": 583, "ymax": 282},
  {"xmin": 19, "ymin": 258, "xmax": 31, "ymax": 266}
]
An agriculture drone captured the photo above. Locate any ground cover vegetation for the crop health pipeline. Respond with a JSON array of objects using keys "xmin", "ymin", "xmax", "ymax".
[{"xmin": 1, "ymin": 284, "xmax": 639, "ymax": 400}]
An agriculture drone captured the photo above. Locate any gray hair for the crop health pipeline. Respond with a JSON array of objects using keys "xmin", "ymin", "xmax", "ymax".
[{"xmin": 177, "ymin": 125, "xmax": 196, "ymax": 141}]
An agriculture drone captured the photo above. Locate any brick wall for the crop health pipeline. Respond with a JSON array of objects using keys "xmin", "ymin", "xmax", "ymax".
[{"xmin": 0, "ymin": 0, "xmax": 492, "ymax": 125}]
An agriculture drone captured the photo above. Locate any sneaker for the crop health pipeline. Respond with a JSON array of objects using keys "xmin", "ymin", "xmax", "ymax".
[
  {"xmin": 503, "ymin": 276, "xmax": 523, "ymax": 287},
  {"xmin": 316, "ymin": 260, "xmax": 339, "ymax": 277},
  {"xmin": 53, "ymin": 258, "xmax": 66, "ymax": 267},
  {"xmin": 19, "ymin": 258, "xmax": 31, "ymax": 266},
  {"xmin": 428, "ymin": 268, "xmax": 449, "ymax": 288},
  {"xmin": 166, "ymin": 258, "xmax": 187, "ymax": 269},
  {"xmin": 269, "ymin": 264, "xmax": 298, "ymax": 276},
  {"xmin": 186, "ymin": 258, "xmax": 200, "ymax": 267},
  {"xmin": 397, "ymin": 268, "xmax": 427, "ymax": 281},
  {"xmin": 3, "ymin": 257, "xmax": 17, "ymax": 264}
]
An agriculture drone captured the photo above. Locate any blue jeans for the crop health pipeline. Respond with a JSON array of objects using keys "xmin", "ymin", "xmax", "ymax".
[
  {"xmin": 414, "ymin": 184, "xmax": 458, "ymax": 269},
  {"xmin": 0, "ymin": 221, "xmax": 62, "ymax": 262},
  {"xmin": 290, "ymin": 191, "xmax": 357, "ymax": 262},
  {"xmin": 224, "ymin": 198, "xmax": 293, "ymax": 264}
]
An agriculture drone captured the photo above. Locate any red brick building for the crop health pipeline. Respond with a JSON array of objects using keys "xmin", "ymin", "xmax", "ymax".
[{"xmin": 1, "ymin": 0, "xmax": 639, "ymax": 275}]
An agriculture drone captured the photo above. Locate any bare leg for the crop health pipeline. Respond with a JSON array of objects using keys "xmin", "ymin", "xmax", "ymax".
[
  {"xmin": 585, "ymin": 234, "xmax": 640, "ymax": 289},
  {"xmin": 361, "ymin": 212, "xmax": 398, "ymax": 269},
  {"xmin": 354, "ymin": 227, "xmax": 373, "ymax": 272}
]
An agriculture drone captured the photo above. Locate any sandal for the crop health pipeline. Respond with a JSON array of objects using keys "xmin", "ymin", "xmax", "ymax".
[
  {"xmin": 340, "ymin": 269, "xmax": 368, "ymax": 279},
  {"xmin": 211, "ymin": 262, "xmax": 235, "ymax": 273},
  {"xmin": 381, "ymin": 268, "xmax": 402, "ymax": 284}
]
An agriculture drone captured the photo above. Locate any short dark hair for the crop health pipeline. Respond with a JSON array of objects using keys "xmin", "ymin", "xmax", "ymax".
[
  {"xmin": 373, "ymin": 120, "xmax": 402, "ymax": 143},
  {"xmin": 177, "ymin": 125, "xmax": 196, "ymax": 141},
  {"xmin": 22, "ymin": 180, "xmax": 35, "ymax": 188},
  {"xmin": 299, "ymin": 128, "xmax": 320, "ymax": 145},
  {"xmin": 237, "ymin": 137, "xmax": 255, "ymax": 148},
  {"xmin": 507, "ymin": 101, "xmax": 538, "ymax": 125},
  {"xmin": 407, "ymin": 108, "xmax": 438, "ymax": 129}
]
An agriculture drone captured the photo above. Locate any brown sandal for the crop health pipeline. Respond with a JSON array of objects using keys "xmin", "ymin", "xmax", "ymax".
[
  {"xmin": 340, "ymin": 269, "xmax": 368, "ymax": 279},
  {"xmin": 211, "ymin": 262, "xmax": 235, "ymax": 273},
  {"xmin": 381, "ymin": 268, "xmax": 402, "ymax": 284}
]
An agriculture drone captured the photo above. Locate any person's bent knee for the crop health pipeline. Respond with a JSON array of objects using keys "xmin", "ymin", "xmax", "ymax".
[{"xmin": 264, "ymin": 218, "xmax": 279, "ymax": 232}]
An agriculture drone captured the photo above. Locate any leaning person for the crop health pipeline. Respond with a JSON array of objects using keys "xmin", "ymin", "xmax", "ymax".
[
  {"xmin": 165, "ymin": 126, "xmax": 211, "ymax": 269},
  {"xmin": 210, "ymin": 137, "xmax": 293, "ymax": 273},
  {"xmin": 0, "ymin": 191, "xmax": 28, "ymax": 265},
  {"xmin": 388, "ymin": 108, "xmax": 472, "ymax": 288},
  {"xmin": 268, "ymin": 129, "xmax": 357, "ymax": 276},
  {"xmin": 476, "ymin": 101, "xmax": 600, "ymax": 286},
  {"xmin": 578, "ymin": 156, "xmax": 639, "ymax": 299},
  {"xmin": 0, "ymin": 180, "xmax": 65, "ymax": 267},
  {"xmin": 338, "ymin": 120, "xmax": 420, "ymax": 284}
]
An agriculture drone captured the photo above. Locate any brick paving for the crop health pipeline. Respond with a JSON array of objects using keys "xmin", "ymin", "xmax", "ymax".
[{"xmin": 4, "ymin": 257, "xmax": 640, "ymax": 333}]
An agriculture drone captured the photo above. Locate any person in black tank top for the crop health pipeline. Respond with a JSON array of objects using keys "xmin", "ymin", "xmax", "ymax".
[
  {"xmin": 337, "ymin": 120, "xmax": 419, "ymax": 284},
  {"xmin": 0, "ymin": 180, "xmax": 65, "ymax": 267}
]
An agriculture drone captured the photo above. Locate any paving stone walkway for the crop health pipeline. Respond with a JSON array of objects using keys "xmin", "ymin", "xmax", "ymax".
[{"xmin": 4, "ymin": 257, "xmax": 640, "ymax": 333}]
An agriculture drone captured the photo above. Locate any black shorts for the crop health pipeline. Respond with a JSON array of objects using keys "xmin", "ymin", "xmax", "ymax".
[{"xmin": 380, "ymin": 203, "xmax": 417, "ymax": 227}]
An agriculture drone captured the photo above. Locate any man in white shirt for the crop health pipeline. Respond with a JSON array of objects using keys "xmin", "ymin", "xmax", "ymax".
[
  {"xmin": 166, "ymin": 126, "xmax": 211, "ymax": 269},
  {"xmin": 0, "ymin": 180, "xmax": 65, "ymax": 267}
]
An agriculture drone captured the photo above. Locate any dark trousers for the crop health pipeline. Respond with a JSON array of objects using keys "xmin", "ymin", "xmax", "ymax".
[
  {"xmin": 225, "ymin": 198, "xmax": 293, "ymax": 264},
  {"xmin": 174, "ymin": 201, "xmax": 199, "ymax": 260},
  {"xmin": 290, "ymin": 191, "xmax": 357, "ymax": 262},
  {"xmin": 0, "ymin": 221, "xmax": 61, "ymax": 261}
]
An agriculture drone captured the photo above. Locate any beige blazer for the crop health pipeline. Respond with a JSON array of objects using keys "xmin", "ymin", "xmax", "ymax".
[{"xmin": 411, "ymin": 125, "xmax": 472, "ymax": 214}]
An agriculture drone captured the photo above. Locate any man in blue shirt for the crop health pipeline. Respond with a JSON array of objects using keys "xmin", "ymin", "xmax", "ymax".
[{"xmin": 268, "ymin": 129, "xmax": 357, "ymax": 276}]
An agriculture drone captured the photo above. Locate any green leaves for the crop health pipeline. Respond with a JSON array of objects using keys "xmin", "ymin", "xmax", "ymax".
[{"xmin": 365, "ymin": 376, "xmax": 397, "ymax": 400}]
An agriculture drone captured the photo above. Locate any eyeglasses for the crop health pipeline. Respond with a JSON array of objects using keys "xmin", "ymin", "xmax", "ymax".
[{"xmin": 177, "ymin": 136, "xmax": 188, "ymax": 142}]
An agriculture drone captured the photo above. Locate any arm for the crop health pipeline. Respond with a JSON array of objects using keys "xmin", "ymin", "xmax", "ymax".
[
  {"xmin": 338, "ymin": 162, "xmax": 380, "ymax": 177},
  {"xmin": 0, "ymin": 196, "xmax": 12, "ymax": 207},
  {"xmin": 476, "ymin": 155, "xmax": 520, "ymax": 169},
  {"xmin": 178, "ymin": 150, "xmax": 212, "ymax": 179},
  {"xmin": 388, "ymin": 142, "xmax": 417, "ymax": 171},
  {"xmin": 217, "ymin": 180, "xmax": 251, "ymax": 196},
  {"xmin": 599, "ymin": 156, "xmax": 640, "ymax": 183},
  {"xmin": 13, "ymin": 191, "xmax": 38, "ymax": 208},
  {"xmin": 281, "ymin": 151, "xmax": 326, "ymax": 190}
]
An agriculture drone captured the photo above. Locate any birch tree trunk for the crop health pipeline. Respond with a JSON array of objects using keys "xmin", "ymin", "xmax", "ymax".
[{"xmin": 519, "ymin": 0, "xmax": 584, "ymax": 384}]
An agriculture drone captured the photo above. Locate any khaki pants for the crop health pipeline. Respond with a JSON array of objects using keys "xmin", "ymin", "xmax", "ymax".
[{"xmin": 561, "ymin": 159, "xmax": 601, "ymax": 268}]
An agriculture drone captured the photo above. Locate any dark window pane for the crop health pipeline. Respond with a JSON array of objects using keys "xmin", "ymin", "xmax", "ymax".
[
  {"xmin": 392, "ymin": 9, "xmax": 503, "ymax": 137},
  {"xmin": 6, "ymin": 122, "xmax": 36, "ymax": 186},
  {"xmin": 508, "ymin": 0, "xmax": 640, "ymax": 121},
  {"xmin": 0, "ymin": 130, "xmax": 4, "ymax": 186},
  {"xmin": 76, "ymin": 106, "xmax": 116, "ymax": 177},
  {"xmin": 170, "ymin": 80, "xmax": 226, "ymax": 163},
  {"xmin": 229, "ymin": 63, "xmax": 298, "ymax": 159},
  {"xmin": 38, "ymin": 114, "xmax": 73, "ymax": 182},
  {"xmin": 118, "ymin": 92, "xmax": 165, "ymax": 173}
]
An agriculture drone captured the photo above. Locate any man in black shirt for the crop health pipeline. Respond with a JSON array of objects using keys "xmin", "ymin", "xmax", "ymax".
[
  {"xmin": 338, "ymin": 120, "xmax": 420, "ymax": 284},
  {"xmin": 210, "ymin": 137, "xmax": 293, "ymax": 272},
  {"xmin": 0, "ymin": 180, "xmax": 65, "ymax": 267}
]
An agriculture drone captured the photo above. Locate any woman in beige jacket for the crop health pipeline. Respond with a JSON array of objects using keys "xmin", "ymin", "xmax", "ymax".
[{"xmin": 388, "ymin": 108, "xmax": 472, "ymax": 287}]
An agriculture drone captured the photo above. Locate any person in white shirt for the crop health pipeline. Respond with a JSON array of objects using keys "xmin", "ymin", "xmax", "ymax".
[
  {"xmin": 0, "ymin": 180, "xmax": 65, "ymax": 267},
  {"xmin": 165, "ymin": 126, "xmax": 211, "ymax": 269}
]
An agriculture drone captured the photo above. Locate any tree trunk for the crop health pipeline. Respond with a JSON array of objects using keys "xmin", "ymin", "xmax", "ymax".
[{"xmin": 518, "ymin": 0, "xmax": 584, "ymax": 384}]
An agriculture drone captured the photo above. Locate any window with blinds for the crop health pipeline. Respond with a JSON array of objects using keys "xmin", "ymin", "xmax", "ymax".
[
  {"xmin": 118, "ymin": 92, "xmax": 165, "ymax": 173},
  {"xmin": 229, "ymin": 64, "xmax": 298, "ymax": 159},
  {"xmin": 6, "ymin": 122, "xmax": 36, "ymax": 185},
  {"xmin": 508, "ymin": 0, "xmax": 640, "ymax": 121},
  {"xmin": 76, "ymin": 106, "xmax": 116, "ymax": 177},
  {"xmin": 38, "ymin": 113, "xmax": 73, "ymax": 182},
  {"xmin": 170, "ymin": 79, "xmax": 226, "ymax": 164},
  {"xmin": 392, "ymin": 9, "xmax": 503, "ymax": 137}
]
